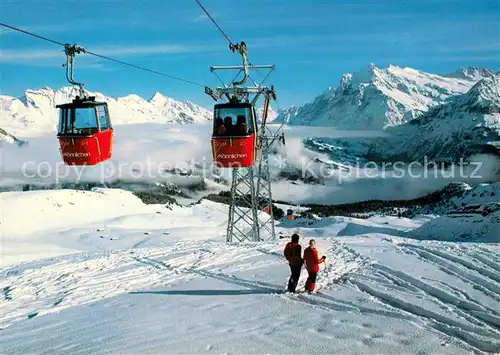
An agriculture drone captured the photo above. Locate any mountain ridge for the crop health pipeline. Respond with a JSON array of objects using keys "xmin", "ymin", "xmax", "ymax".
[
  {"xmin": 367, "ymin": 73, "xmax": 500, "ymax": 162},
  {"xmin": 1, "ymin": 87, "xmax": 212, "ymax": 137},
  {"xmin": 276, "ymin": 64, "xmax": 497, "ymax": 130}
]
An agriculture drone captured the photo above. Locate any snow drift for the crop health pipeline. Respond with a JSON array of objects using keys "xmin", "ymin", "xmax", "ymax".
[{"xmin": 408, "ymin": 202, "xmax": 500, "ymax": 243}]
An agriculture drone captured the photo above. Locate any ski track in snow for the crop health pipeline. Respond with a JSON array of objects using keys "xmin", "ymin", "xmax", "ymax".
[
  {"xmin": 0, "ymin": 239, "xmax": 364, "ymax": 330},
  {"xmin": 346, "ymin": 242, "xmax": 500, "ymax": 353},
  {"xmin": 1, "ymin": 232, "xmax": 499, "ymax": 353},
  {"xmin": 400, "ymin": 243, "xmax": 500, "ymax": 300}
]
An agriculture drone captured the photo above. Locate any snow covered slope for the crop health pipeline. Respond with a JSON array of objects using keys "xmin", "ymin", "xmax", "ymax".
[
  {"xmin": 0, "ymin": 188, "xmax": 228, "ymax": 266},
  {"xmin": 0, "ymin": 87, "xmax": 211, "ymax": 136},
  {"xmin": 277, "ymin": 65, "xmax": 495, "ymax": 130},
  {"xmin": 408, "ymin": 202, "xmax": 499, "ymax": 243},
  {"xmin": 1, "ymin": 188, "xmax": 499, "ymax": 354},
  {"xmin": 369, "ymin": 73, "xmax": 500, "ymax": 162},
  {"xmin": 407, "ymin": 182, "xmax": 500, "ymax": 217}
]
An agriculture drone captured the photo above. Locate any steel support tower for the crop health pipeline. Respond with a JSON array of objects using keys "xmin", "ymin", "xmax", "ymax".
[
  {"xmin": 205, "ymin": 43, "xmax": 283, "ymax": 243},
  {"xmin": 225, "ymin": 131, "xmax": 278, "ymax": 243}
]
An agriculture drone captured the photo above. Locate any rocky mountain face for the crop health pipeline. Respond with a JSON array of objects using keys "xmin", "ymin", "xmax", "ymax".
[
  {"xmin": 276, "ymin": 64, "xmax": 495, "ymax": 130},
  {"xmin": 0, "ymin": 87, "xmax": 211, "ymax": 137},
  {"xmin": 368, "ymin": 73, "xmax": 500, "ymax": 162},
  {"xmin": 276, "ymin": 65, "xmax": 499, "ymax": 164},
  {"xmin": 0, "ymin": 128, "xmax": 27, "ymax": 146}
]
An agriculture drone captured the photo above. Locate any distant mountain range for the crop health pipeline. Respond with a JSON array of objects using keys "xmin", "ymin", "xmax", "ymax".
[
  {"xmin": 368, "ymin": 73, "xmax": 500, "ymax": 162},
  {"xmin": 2, "ymin": 65, "xmax": 499, "ymax": 164},
  {"xmin": 277, "ymin": 64, "xmax": 499, "ymax": 163},
  {"xmin": 276, "ymin": 65, "xmax": 497, "ymax": 129},
  {"xmin": 0, "ymin": 87, "xmax": 211, "ymax": 137},
  {"xmin": 0, "ymin": 127, "xmax": 27, "ymax": 146}
]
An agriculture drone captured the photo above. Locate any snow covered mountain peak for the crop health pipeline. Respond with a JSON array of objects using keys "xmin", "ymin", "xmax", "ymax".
[
  {"xmin": 462, "ymin": 73, "xmax": 500, "ymax": 107},
  {"xmin": 445, "ymin": 67, "xmax": 498, "ymax": 80},
  {"xmin": 120, "ymin": 93, "xmax": 144, "ymax": 102},
  {"xmin": 369, "ymin": 72, "xmax": 500, "ymax": 162},
  {"xmin": 277, "ymin": 64, "xmax": 494, "ymax": 129},
  {"xmin": 149, "ymin": 91, "xmax": 170, "ymax": 105},
  {"xmin": 1, "ymin": 87, "xmax": 211, "ymax": 136},
  {"xmin": 344, "ymin": 62, "xmax": 379, "ymax": 87}
]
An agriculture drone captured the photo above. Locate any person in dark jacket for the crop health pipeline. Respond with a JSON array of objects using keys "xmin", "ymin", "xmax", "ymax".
[
  {"xmin": 223, "ymin": 116, "xmax": 233, "ymax": 136},
  {"xmin": 214, "ymin": 118, "xmax": 225, "ymax": 135},
  {"xmin": 234, "ymin": 115, "xmax": 248, "ymax": 136},
  {"xmin": 283, "ymin": 233, "xmax": 303, "ymax": 292},
  {"xmin": 303, "ymin": 239, "xmax": 325, "ymax": 293}
]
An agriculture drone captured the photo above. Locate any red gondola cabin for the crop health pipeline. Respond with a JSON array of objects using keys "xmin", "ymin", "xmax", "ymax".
[
  {"xmin": 211, "ymin": 102, "xmax": 258, "ymax": 168},
  {"xmin": 56, "ymin": 97, "xmax": 113, "ymax": 166}
]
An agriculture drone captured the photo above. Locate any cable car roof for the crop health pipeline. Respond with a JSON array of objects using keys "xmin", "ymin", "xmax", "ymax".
[
  {"xmin": 214, "ymin": 102, "xmax": 253, "ymax": 109},
  {"xmin": 56, "ymin": 97, "xmax": 108, "ymax": 109}
]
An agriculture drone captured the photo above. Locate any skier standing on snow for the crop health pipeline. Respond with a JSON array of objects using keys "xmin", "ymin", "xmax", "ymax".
[
  {"xmin": 303, "ymin": 239, "xmax": 326, "ymax": 293},
  {"xmin": 283, "ymin": 233, "xmax": 303, "ymax": 292}
]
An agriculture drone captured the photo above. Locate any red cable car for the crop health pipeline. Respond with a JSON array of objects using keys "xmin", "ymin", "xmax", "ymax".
[
  {"xmin": 211, "ymin": 102, "xmax": 259, "ymax": 168},
  {"xmin": 56, "ymin": 96, "xmax": 113, "ymax": 166},
  {"xmin": 54, "ymin": 44, "xmax": 114, "ymax": 166}
]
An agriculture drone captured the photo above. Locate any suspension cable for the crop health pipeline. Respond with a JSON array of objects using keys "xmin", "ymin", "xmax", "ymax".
[
  {"xmin": 85, "ymin": 51, "xmax": 205, "ymax": 87},
  {"xmin": 0, "ymin": 22, "xmax": 65, "ymax": 46},
  {"xmin": 0, "ymin": 22, "xmax": 206, "ymax": 88},
  {"xmin": 193, "ymin": 0, "xmax": 251, "ymax": 87},
  {"xmin": 194, "ymin": 0, "xmax": 233, "ymax": 46}
]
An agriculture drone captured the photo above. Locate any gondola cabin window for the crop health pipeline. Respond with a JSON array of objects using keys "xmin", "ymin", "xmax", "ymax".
[
  {"xmin": 57, "ymin": 104, "xmax": 112, "ymax": 135},
  {"xmin": 97, "ymin": 105, "xmax": 110, "ymax": 130},
  {"xmin": 58, "ymin": 108, "xmax": 69, "ymax": 135},
  {"xmin": 74, "ymin": 107, "xmax": 98, "ymax": 134},
  {"xmin": 58, "ymin": 107, "xmax": 98, "ymax": 135},
  {"xmin": 213, "ymin": 103, "xmax": 256, "ymax": 137}
]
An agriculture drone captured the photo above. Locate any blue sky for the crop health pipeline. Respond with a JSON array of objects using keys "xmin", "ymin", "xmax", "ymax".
[{"xmin": 1, "ymin": 0, "xmax": 499, "ymax": 109}]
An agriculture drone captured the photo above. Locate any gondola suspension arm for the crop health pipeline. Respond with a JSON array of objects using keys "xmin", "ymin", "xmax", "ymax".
[
  {"xmin": 193, "ymin": 0, "xmax": 249, "ymax": 89},
  {"xmin": 63, "ymin": 44, "xmax": 87, "ymax": 98},
  {"xmin": 229, "ymin": 41, "xmax": 249, "ymax": 86}
]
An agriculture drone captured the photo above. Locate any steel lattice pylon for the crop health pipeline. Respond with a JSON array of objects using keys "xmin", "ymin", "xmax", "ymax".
[
  {"xmin": 226, "ymin": 134, "xmax": 277, "ymax": 243},
  {"xmin": 254, "ymin": 135, "xmax": 276, "ymax": 242},
  {"xmin": 226, "ymin": 167, "xmax": 259, "ymax": 243}
]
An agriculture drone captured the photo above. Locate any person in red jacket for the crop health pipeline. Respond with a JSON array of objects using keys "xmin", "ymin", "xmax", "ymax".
[
  {"xmin": 283, "ymin": 233, "xmax": 303, "ymax": 292},
  {"xmin": 303, "ymin": 239, "xmax": 326, "ymax": 293}
]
